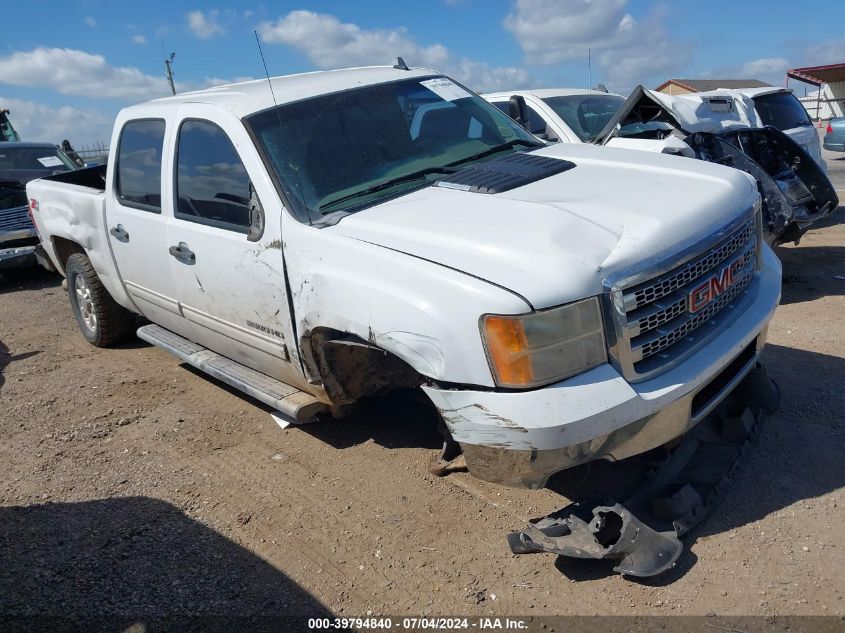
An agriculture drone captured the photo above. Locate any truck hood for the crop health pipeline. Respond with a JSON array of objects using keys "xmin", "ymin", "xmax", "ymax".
[{"xmin": 329, "ymin": 143, "xmax": 758, "ymax": 309}]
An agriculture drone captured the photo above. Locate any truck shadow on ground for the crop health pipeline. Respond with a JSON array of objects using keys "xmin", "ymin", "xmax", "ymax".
[
  {"xmin": 0, "ymin": 264, "xmax": 61, "ymax": 294},
  {"xmin": 300, "ymin": 389, "xmax": 444, "ymax": 451},
  {"xmin": 0, "ymin": 496, "xmax": 333, "ymax": 632},
  {"xmin": 776, "ymin": 206, "xmax": 845, "ymax": 305},
  {"xmin": 778, "ymin": 246, "xmax": 845, "ymax": 306},
  {"xmin": 543, "ymin": 342, "xmax": 845, "ymax": 584},
  {"xmin": 0, "ymin": 339, "xmax": 40, "ymax": 393}
]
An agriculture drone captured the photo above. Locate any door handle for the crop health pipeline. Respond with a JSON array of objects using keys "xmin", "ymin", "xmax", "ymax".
[
  {"xmin": 109, "ymin": 224, "xmax": 129, "ymax": 242},
  {"xmin": 169, "ymin": 242, "xmax": 196, "ymax": 265}
]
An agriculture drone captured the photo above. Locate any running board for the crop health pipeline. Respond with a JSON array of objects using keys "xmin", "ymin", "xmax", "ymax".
[{"xmin": 137, "ymin": 324, "xmax": 327, "ymax": 420}]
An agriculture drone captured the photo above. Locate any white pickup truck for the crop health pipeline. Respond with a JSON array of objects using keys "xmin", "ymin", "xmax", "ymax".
[{"xmin": 28, "ymin": 66, "xmax": 781, "ymax": 490}]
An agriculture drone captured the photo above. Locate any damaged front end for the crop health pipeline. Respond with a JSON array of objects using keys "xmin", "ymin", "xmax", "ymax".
[
  {"xmin": 506, "ymin": 364, "xmax": 780, "ymax": 578},
  {"xmin": 508, "ymin": 503, "xmax": 683, "ymax": 578},
  {"xmin": 686, "ymin": 128, "xmax": 838, "ymax": 245},
  {"xmin": 595, "ymin": 86, "xmax": 839, "ymax": 246}
]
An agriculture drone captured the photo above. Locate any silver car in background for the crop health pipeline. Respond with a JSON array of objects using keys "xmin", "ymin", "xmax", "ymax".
[{"xmin": 824, "ymin": 117, "xmax": 845, "ymax": 152}]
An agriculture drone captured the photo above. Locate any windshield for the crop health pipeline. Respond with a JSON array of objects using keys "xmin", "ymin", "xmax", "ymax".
[
  {"xmin": 541, "ymin": 94, "xmax": 625, "ymax": 142},
  {"xmin": 753, "ymin": 92, "xmax": 813, "ymax": 130},
  {"xmin": 0, "ymin": 146, "xmax": 76, "ymax": 173},
  {"xmin": 246, "ymin": 76, "xmax": 540, "ymax": 220}
]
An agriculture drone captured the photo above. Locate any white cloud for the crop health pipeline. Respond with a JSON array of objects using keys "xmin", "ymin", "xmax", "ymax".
[
  {"xmin": 0, "ymin": 47, "xmax": 180, "ymax": 100},
  {"xmin": 132, "ymin": 34, "xmax": 148, "ymax": 45},
  {"xmin": 0, "ymin": 96, "xmax": 113, "ymax": 146},
  {"xmin": 699, "ymin": 57, "xmax": 791, "ymax": 89},
  {"xmin": 504, "ymin": 0, "xmax": 630, "ymax": 65},
  {"xmin": 738, "ymin": 57, "xmax": 789, "ymax": 78},
  {"xmin": 803, "ymin": 39, "xmax": 845, "ymax": 67},
  {"xmin": 258, "ymin": 10, "xmax": 448, "ymax": 68},
  {"xmin": 202, "ymin": 76, "xmax": 256, "ymax": 88},
  {"xmin": 84, "ymin": 16, "xmax": 96, "ymax": 27},
  {"xmin": 447, "ymin": 59, "xmax": 531, "ymax": 93},
  {"xmin": 187, "ymin": 9, "xmax": 225, "ymax": 39},
  {"xmin": 503, "ymin": 0, "xmax": 688, "ymax": 91},
  {"xmin": 257, "ymin": 10, "xmax": 531, "ymax": 92}
]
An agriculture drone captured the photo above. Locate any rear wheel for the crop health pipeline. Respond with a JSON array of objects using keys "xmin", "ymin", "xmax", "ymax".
[{"xmin": 66, "ymin": 253, "xmax": 135, "ymax": 347}]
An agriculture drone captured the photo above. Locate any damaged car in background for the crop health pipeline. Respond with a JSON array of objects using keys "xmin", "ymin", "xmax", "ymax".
[
  {"xmin": 486, "ymin": 86, "xmax": 838, "ymax": 246},
  {"xmin": 28, "ymin": 66, "xmax": 783, "ymax": 577}
]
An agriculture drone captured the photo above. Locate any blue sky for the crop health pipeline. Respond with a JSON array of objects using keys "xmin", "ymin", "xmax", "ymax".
[{"xmin": 1, "ymin": 0, "xmax": 843, "ymax": 146}]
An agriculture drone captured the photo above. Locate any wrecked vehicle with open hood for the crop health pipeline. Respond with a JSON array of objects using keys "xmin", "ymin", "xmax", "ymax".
[
  {"xmin": 485, "ymin": 86, "xmax": 838, "ymax": 246},
  {"xmin": 27, "ymin": 67, "xmax": 782, "ymax": 575}
]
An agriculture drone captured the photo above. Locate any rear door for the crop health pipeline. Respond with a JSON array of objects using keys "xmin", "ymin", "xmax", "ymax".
[
  {"xmin": 105, "ymin": 117, "xmax": 185, "ymax": 334},
  {"xmin": 164, "ymin": 104, "xmax": 302, "ymax": 385}
]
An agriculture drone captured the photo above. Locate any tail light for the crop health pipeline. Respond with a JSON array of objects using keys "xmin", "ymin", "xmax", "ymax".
[
  {"xmin": 28, "ymin": 198, "xmax": 40, "ymax": 237},
  {"xmin": 827, "ymin": 123, "xmax": 833, "ymax": 134}
]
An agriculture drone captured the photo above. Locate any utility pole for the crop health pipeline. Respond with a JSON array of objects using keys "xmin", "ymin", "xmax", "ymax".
[{"xmin": 164, "ymin": 52, "xmax": 176, "ymax": 96}]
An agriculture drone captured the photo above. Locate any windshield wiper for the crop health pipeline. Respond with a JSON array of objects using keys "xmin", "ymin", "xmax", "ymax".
[
  {"xmin": 319, "ymin": 166, "xmax": 455, "ymax": 213},
  {"xmin": 447, "ymin": 138, "xmax": 542, "ymax": 169}
]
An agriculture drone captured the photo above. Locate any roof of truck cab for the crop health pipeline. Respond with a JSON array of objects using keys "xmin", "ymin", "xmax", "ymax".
[
  {"xmin": 482, "ymin": 88, "xmax": 624, "ymax": 100},
  {"xmin": 128, "ymin": 66, "xmax": 438, "ymax": 119}
]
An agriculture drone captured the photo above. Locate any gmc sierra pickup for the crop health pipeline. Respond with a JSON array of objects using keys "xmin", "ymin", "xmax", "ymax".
[{"xmin": 27, "ymin": 66, "xmax": 781, "ymax": 490}]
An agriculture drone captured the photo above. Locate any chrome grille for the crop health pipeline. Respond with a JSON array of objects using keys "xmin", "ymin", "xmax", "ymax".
[
  {"xmin": 626, "ymin": 218, "xmax": 755, "ymax": 311},
  {"xmin": 0, "ymin": 205, "xmax": 33, "ymax": 234},
  {"xmin": 633, "ymin": 262, "xmax": 753, "ymax": 361},
  {"xmin": 608, "ymin": 212, "xmax": 760, "ymax": 381}
]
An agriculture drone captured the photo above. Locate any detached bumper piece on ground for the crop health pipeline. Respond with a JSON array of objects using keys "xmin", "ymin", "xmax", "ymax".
[{"xmin": 507, "ymin": 364, "xmax": 780, "ymax": 578}]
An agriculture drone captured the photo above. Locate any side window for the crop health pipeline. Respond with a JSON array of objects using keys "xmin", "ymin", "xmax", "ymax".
[
  {"xmin": 524, "ymin": 105, "xmax": 550, "ymax": 137},
  {"xmin": 490, "ymin": 101, "xmax": 509, "ymax": 115},
  {"xmin": 175, "ymin": 120, "xmax": 251, "ymax": 231},
  {"xmin": 489, "ymin": 100, "xmax": 554, "ymax": 139},
  {"xmin": 116, "ymin": 119, "xmax": 165, "ymax": 212}
]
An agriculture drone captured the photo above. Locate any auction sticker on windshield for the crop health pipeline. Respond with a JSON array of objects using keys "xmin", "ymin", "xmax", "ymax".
[
  {"xmin": 37, "ymin": 156, "xmax": 64, "ymax": 168},
  {"xmin": 420, "ymin": 78, "xmax": 472, "ymax": 101}
]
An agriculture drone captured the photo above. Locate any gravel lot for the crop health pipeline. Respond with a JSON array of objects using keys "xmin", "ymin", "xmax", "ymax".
[{"xmin": 1, "ymin": 148, "xmax": 843, "ymax": 623}]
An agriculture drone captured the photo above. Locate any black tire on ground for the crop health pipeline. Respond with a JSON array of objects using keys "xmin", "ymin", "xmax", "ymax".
[{"xmin": 65, "ymin": 252, "xmax": 136, "ymax": 347}]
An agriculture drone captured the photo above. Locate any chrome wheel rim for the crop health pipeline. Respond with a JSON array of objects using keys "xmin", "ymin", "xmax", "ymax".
[{"xmin": 74, "ymin": 274, "xmax": 97, "ymax": 332}]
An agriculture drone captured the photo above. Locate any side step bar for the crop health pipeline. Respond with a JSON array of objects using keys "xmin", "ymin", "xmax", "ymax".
[{"xmin": 137, "ymin": 324, "xmax": 327, "ymax": 420}]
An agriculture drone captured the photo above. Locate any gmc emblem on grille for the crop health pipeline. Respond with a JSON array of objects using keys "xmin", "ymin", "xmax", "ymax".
[{"xmin": 688, "ymin": 258, "xmax": 743, "ymax": 313}]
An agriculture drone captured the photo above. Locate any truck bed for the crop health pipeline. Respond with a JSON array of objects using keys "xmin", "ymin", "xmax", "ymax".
[
  {"xmin": 42, "ymin": 163, "xmax": 107, "ymax": 191},
  {"xmin": 26, "ymin": 164, "xmax": 131, "ymax": 308}
]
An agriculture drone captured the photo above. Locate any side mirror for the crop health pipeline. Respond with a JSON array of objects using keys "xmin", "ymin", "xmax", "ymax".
[
  {"xmin": 247, "ymin": 183, "xmax": 265, "ymax": 242},
  {"xmin": 508, "ymin": 95, "xmax": 530, "ymax": 131}
]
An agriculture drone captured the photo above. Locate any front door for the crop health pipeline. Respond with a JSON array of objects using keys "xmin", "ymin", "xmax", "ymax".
[{"xmin": 164, "ymin": 107, "xmax": 302, "ymax": 386}]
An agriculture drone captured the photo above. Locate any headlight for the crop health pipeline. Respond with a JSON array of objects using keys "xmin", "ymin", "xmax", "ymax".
[{"xmin": 481, "ymin": 297, "xmax": 607, "ymax": 388}]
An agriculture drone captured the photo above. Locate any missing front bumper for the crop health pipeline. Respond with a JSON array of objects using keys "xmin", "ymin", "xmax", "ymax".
[{"xmin": 506, "ymin": 363, "xmax": 780, "ymax": 578}]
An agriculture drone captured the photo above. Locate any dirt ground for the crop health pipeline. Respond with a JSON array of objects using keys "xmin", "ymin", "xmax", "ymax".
[{"xmin": 1, "ymin": 206, "xmax": 844, "ymax": 620}]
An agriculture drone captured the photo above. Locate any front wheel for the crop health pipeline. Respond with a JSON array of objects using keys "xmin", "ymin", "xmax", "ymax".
[{"xmin": 66, "ymin": 253, "xmax": 135, "ymax": 347}]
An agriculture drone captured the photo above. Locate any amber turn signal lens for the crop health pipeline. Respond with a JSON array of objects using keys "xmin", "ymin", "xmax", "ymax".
[{"xmin": 482, "ymin": 315, "xmax": 534, "ymax": 386}]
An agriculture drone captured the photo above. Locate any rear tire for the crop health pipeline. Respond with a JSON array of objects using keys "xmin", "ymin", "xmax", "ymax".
[{"xmin": 66, "ymin": 252, "xmax": 135, "ymax": 347}]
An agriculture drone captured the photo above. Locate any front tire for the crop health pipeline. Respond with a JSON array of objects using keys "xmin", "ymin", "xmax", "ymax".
[{"xmin": 66, "ymin": 253, "xmax": 135, "ymax": 347}]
